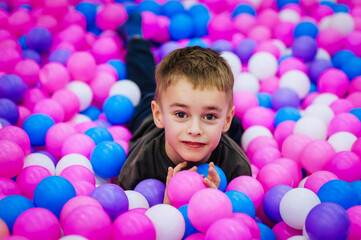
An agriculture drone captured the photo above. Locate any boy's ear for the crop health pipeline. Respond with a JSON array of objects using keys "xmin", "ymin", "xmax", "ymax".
[
  {"xmin": 151, "ymin": 100, "xmax": 164, "ymax": 128},
  {"xmin": 222, "ymin": 106, "xmax": 235, "ymax": 133}
]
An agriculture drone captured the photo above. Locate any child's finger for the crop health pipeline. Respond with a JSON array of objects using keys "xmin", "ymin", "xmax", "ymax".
[
  {"xmin": 203, "ymin": 178, "xmax": 217, "ymax": 189},
  {"xmin": 189, "ymin": 166, "xmax": 197, "ymax": 172},
  {"xmin": 173, "ymin": 161, "xmax": 187, "ymax": 174}
]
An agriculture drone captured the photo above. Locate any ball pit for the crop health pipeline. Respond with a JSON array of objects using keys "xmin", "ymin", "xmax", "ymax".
[{"xmin": 0, "ymin": 0, "xmax": 361, "ymax": 239}]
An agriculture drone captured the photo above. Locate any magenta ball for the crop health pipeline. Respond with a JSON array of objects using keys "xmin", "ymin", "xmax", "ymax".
[
  {"xmin": 12, "ymin": 208, "xmax": 61, "ymax": 240},
  {"xmin": 317, "ymin": 28, "xmax": 344, "ymax": 56},
  {"xmin": 33, "ymin": 98, "xmax": 65, "ymax": 123},
  {"xmin": 352, "ymin": 137, "xmax": 361, "ymax": 158},
  {"xmin": 95, "ymin": 3, "xmax": 127, "ymax": 31},
  {"xmin": 0, "ymin": 48, "xmax": 21, "ymax": 73},
  {"xmin": 233, "ymin": 213, "xmax": 261, "ymax": 239},
  {"xmin": 107, "ymin": 125, "xmax": 132, "ymax": 142},
  {"xmin": 349, "ymin": 76, "xmax": 361, "ymax": 94},
  {"xmin": 246, "ymin": 136, "xmax": 278, "ymax": 161},
  {"xmin": 273, "ymin": 158, "xmax": 303, "ymax": 187},
  {"xmin": 91, "ymin": 36, "xmax": 120, "ymax": 64},
  {"xmin": 256, "ymin": 163, "xmax": 294, "ymax": 192},
  {"xmin": 13, "ymin": 59, "xmax": 40, "ymax": 88},
  {"xmin": 317, "ymin": 68, "xmax": 349, "ymax": 97},
  {"xmin": 328, "ymin": 113, "xmax": 361, "ymax": 137},
  {"xmin": 46, "ymin": 122, "xmax": 76, "ymax": 158},
  {"xmin": 242, "ymin": 106, "xmax": 275, "ymax": 131},
  {"xmin": 167, "ymin": 170, "xmax": 207, "ymax": 209},
  {"xmin": 16, "ymin": 166, "xmax": 51, "ymax": 199},
  {"xmin": 39, "ymin": 62, "xmax": 70, "ymax": 94},
  {"xmin": 188, "ymin": 188, "xmax": 233, "ymax": 233},
  {"xmin": 113, "ymin": 211, "xmax": 156, "ymax": 240},
  {"xmin": 67, "ymin": 51, "xmax": 96, "ymax": 83},
  {"xmin": 205, "ymin": 218, "xmax": 252, "ymax": 240},
  {"xmin": 207, "ymin": 13, "xmax": 233, "ymax": 41},
  {"xmin": 330, "ymin": 99, "xmax": 355, "ymax": 115},
  {"xmin": 278, "ymin": 57, "xmax": 307, "ymax": 76},
  {"xmin": 51, "ymin": 88, "xmax": 80, "ymax": 121},
  {"xmin": 22, "ymin": 88, "xmax": 48, "ymax": 111},
  {"xmin": 233, "ymin": 90, "xmax": 259, "ymax": 119},
  {"xmin": 0, "ymin": 177, "xmax": 21, "ymax": 200},
  {"xmin": 273, "ymin": 120, "xmax": 296, "ymax": 146},
  {"xmin": 272, "ymin": 221, "xmax": 302, "ymax": 240},
  {"xmin": 281, "ymin": 133, "xmax": 313, "ymax": 164},
  {"xmin": 59, "ymin": 165, "xmax": 95, "ymax": 186},
  {"xmin": 0, "ymin": 140, "xmax": 24, "ymax": 178},
  {"xmin": 325, "ymin": 151, "xmax": 361, "ymax": 183},
  {"xmin": 61, "ymin": 133, "xmax": 96, "ymax": 159},
  {"xmin": 0, "ymin": 125, "xmax": 31, "ymax": 156},
  {"xmin": 346, "ymin": 205, "xmax": 361, "ymax": 240},
  {"xmin": 251, "ymin": 147, "xmax": 281, "ymax": 169},
  {"xmin": 304, "ymin": 171, "xmax": 339, "ymax": 194}
]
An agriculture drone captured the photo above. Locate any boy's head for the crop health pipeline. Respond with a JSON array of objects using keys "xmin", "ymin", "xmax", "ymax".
[
  {"xmin": 154, "ymin": 46, "xmax": 234, "ymax": 109},
  {"xmin": 151, "ymin": 46, "xmax": 236, "ymax": 165}
]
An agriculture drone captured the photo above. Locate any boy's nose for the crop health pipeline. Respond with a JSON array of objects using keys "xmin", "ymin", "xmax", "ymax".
[{"xmin": 187, "ymin": 118, "xmax": 202, "ymax": 136}]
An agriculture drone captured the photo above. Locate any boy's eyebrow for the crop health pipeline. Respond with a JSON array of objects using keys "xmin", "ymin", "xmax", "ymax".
[{"xmin": 169, "ymin": 103, "xmax": 223, "ymax": 112}]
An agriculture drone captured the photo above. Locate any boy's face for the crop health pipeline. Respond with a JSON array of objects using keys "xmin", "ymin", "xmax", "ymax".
[{"xmin": 151, "ymin": 79, "xmax": 235, "ymax": 165}]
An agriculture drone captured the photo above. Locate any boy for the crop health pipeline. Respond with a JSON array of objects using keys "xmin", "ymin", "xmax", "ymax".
[{"xmin": 114, "ymin": 13, "xmax": 251, "ymax": 198}]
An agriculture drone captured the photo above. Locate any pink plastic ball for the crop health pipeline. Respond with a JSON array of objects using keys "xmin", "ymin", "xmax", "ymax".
[
  {"xmin": 46, "ymin": 123, "xmax": 76, "ymax": 158},
  {"xmin": 328, "ymin": 113, "xmax": 361, "ymax": 137},
  {"xmin": 188, "ymin": 188, "xmax": 233, "ymax": 233},
  {"xmin": 344, "ymin": 31, "xmax": 361, "ymax": 57},
  {"xmin": 251, "ymin": 147, "xmax": 281, "ymax": 169},
  {"xmin": 248, "ymin": 25, "xmax": 272, "ymax": 43},
  {"xmin": 33, "ymin": 98, "xmax": 65, "ymax": 123},
  {"xmin": 16, "ymin": 106, "xmax": 31, "ymax": 128},
  {"xmin": 257, "ymin": 9, "xmax": 279, "ymax": 30},
  {"xmin": 0, "ymin": 125, "xmax": 31, "ymax": 156},
  {"xmin": 325, "ymin": 151, "xmax": 361, "ymax": 183},
  {"xmin": 62, "ymin": 10, "xmax": 87, "ymax": 30},
  {"xmin": 242, "ymin": 106, "xmax": 275, "ymax": 131},
  {"xmin": 352, "ymin": 137, "xmax": 361, "ymax": 158},
  {"xmin": 274, "ymin": 158, "xmax": 303, "ymax": 187},
  {"xmin": 12, "ymin": 207, "xmax": 61, "ymax": 240},
  {"xmin": 205, "ymin": 217, "xmax": 252, "ymax": 240},
  {"xmin": 72, "ymin": 180, "xmax": 95, "ymax": 196},
  {"xmin": 254, "ymin": 41, "xmax": 281, "ymax": 59},
  {"xmin": 142, "ymin": 11, "xmax": 158, "ymax": 40},
  {"xmin": 90, "ymin": 72, "xmax": 116, "ymax": 104},
  {"xmin": 43, "ymin": 0, "xmax": 69, "ymax": 18},
  {"xmin": 107, "ymin": 125, "xmax": 132, "ymax": 142},
  {"xmin": 95, "ymin": 3, "xmax": 127, "ymax": 31},
  {"xmin": 0, "ymin": 47, "xmax": 21, "ymax": 73},
  {"xmin": 272, "ymin": 221, "xmax": 302, "ymax": 240},
  {"xmin": 273, "ymin": 120, "xmax": 296, "ymax": 146},
  {"xmin": 329, "ymin": 99, "xmax": 355, "ymax": 115},
  {"xmin": 153, "ymin": 15, "xmax": 170, "ymax": 43},
  {"xmin": 346, "ymin": 92, "xmax": 361, "ymax": 108},
  {"xmin": 317, "ymin": 68, "xmax": 349, "ymax": 97},
  {"xmin": 0, "ymin": 140, "xmax": 24, "ymax": 178},
  {"xmin": 311, "ymin": 4, "xmax": 333, "ymax": 21},
  {"xmin": 208, "ymin": 13, "xmax": 233, "ymax": 41},
  {"xmin": 96, "ymin": 64, "xmax": 118, "ymax": 80},
  {"xmin": 304, "ymin": 170, "xmax": 339, "ymax": 194},
  {"xmin": 299, "ymin": 140, "xmax": 336, "ymax": 174},
  {"xmin": 0, "ymin": 216, "xmax": 9, "ymax": 238},
  {"xmin": 56, "ymin": 25, "xmax": 86, "ymax": 50},
  {"xmin": 74, "ymin": 121, "xmax": 98, "ymax": 134},
  {"xmin": 16, "ymin": 165, "xmax": 51, "ymax": 199},
  {"xmin": 234, "ymin": 14, "xmax": 257, "ymax": 35},
  {"xmin": 67, "ymin": 51, "xmax": 96, "ymax": 83},
  {"xmin": 346, "ymin": 206, "xmax": 361, "ymax": 240},
  {"xmin": 233, "ymin": 90, "xmax": 259, "ymax": 119},
  {"xmin": 317, "ymin": 28, "xmax": 344, "ymax": 56},
  {"xmin": 59, "ymin": 165, "xmax": 95, "ymax": 186},
  {"xmin": 39, "ymin": 62, "xmax": 70, "ymax": 94},
  {"xmin": 349, "ymin": 76, "xmax": 361, "ymax": 93},
  {"xmin": 256, "ymin": 163, "xmax": 294, "ymax": 192},
  {"xmin": 246, "ymin": 136, "xmax": 279, "ymax": 161},
  {"xmin": 13, "ymin": 59, "xmax": 40, "ymax": 88},
  {"xmin": 91, "ymin": 36, "xmax": 120, "ymax": 64},
  {"xmin": 259, "ymin": 76, "xmax": 279, "ymax": 94},
  {"xmin": 278, "ymin": 57, "xmax": 307, "ymax": 76},
  {"xmin": 273, "ymin": 21, "xmax": 295, "ymax": 47},
  {"xmin": 62, "ymin": 205, "xmax": 112, "ymax": 239},
  {"xmin": 0, "ymin": 177, "xmax": 21, "ymax": 200},
  {"xmin": 233, "ymin": 213, "xmax": 261, "ymax": 239},
  {"xmin": 22, "ymin": 88, "xmax": 48, "ymax": 111},
  {"xmin": 61, "ymin": 133, "xmax": 96, "ymax": 159},
  {"xmin": 281, "ymin": 133, "xmax": 312, "ymax": 164},
  {"xmin": 226, "ymin": 176, "xmax": 264, "ymax": 210},
  {"xmin": 301, "ymin": 92, "xmax": 319, "ymax": 109},
  {"xmin": 36, "ymin": 14, "xmax": 58, "ymax": 34},
  {"xmin": 112, "ymin": 211, "xmax": 156, "ymax": 240},
  {"xmin": 51, "ymin": 88, "xmax": 80, "ymax": 121},
  {"xmin": 7, "ymin": 9, "xmax": 32, "ymax": 37}
]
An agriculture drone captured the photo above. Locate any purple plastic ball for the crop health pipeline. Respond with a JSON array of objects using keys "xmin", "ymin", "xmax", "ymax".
[
  {"xmin": 271, "ymin": 87, "xmax": 300, "ymax": 110},
  {"xmin": 134, "ymin": 179, "xmax": 166, "ymax": 207},
  {"xmin": 292, "ymin": 36, "xmax": 318, "ymax": 62},
  {"xmin": 0, "ymin": 98, "xmax": 19, "ymax": 125},
  {"xmin": 0, "ymin": 74, "xmax": 28, "ymax": 103}
]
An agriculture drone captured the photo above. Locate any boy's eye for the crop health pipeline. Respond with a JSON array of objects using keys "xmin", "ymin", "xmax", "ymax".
[
  {"xmin": 204, "ymin": 114, "xmax": 217, "ymax": 120},
  {"xmin": 175, "ymin": 112, "xmax": 187, "ymax": 118}
]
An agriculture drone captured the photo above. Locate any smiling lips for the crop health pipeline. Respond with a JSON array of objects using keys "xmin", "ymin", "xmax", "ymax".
[{"xmin": 182, "ymin": 141, "xmax": 206, "ymax": 149}]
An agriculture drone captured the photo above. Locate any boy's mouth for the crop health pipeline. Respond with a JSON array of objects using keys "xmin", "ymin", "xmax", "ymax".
[{"xmin": 182, "ymin": 141, "xmax": 206, "ymax": 148}]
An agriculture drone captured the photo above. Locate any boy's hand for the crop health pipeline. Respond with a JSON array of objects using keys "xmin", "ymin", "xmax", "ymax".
[
  {"xmin": 163, "ymin": 162, "xmax": 197, "ymax": 205},
  {"xmin": 203, "ymin": 162, "xmax": 221, "ymax": 189}
]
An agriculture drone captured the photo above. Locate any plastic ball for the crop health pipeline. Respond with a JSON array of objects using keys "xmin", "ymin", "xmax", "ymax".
[
  {"xmin": 145, "ymin": 204, "xmax": 185, "ymax": 240},
  {"xmin": 317, "ymin": 28, "xmax": 344, "ymax": 56},
  {"xmin": 0, "ymin": 177, "xmax": 21, "ymax": 200},
  {"xmin": 328, "ymin": 113, "xmax": 361, "ymax": 138},
  {"xmin": 25, "ymin": 27, "xmax": 53, "ymax": 54},
  {"xmin": 196, "ymin": 163, "xmax": 227, "ymax": 192},
  {"xmin": 279, "ymin": 70, "xmax": 311, "ymax": 99},
  {"xmin": 0, "ymin": 47, "xmax": 21, "ymax": 73},
  {"xmin": 107, "ymin": 125, "xmax": 132, "ymax": 142},
  {"xmin": 225, "ymin": 190, "xmax": 255, "ymax": 218},
  {"xmin": 48, "ymin": 49, "xmax": 72, "ymax": 65},
  {"xmin": 256, "ymin": 163, "xmax": 294, "ymax": 192},
  {"xmin": 303, "ymin": 104, "xmax": 335, "ymax": 125},
  {"xmin": 294, "ymin": 21, "xmax": 319, "ymax": 38},
  {"xmin": 89, "ymin": 72, "xmax": 116, "ymax": 104},
  {"xmin": 59, "ymin": 165, "xmax": 95, "ymax": 186},
  {"xmin": 16, "ymin": 166, "xmax": 51, "ymax": 199},
  {"xmin": 169, "ymin": 13, "xmax": 193, "ymax": 41},
  {"xmin": 84, "ymin": 127, "xmax": 113, "ymax": 145},
  {"xmin": 205, "ymin": 217, "xmax": 252, "ymax": 240},
  {"xmin": 346, "ymin": 205, "xmax": 361, "ymax": 240},
  {"xmin": 61, "ymin": 133, "xmax": 95, "ymax": 158},
  {"xmin": 90, "ymin": 183, "xmax": 128, "ymax": 221},
  {"xmin": 113, "ymin": 210, "xmax": 156, "ymax": 240},
  {"xmin": 66, "ymin": 81, "xmax": 93, "ymax": 111},
  {"xmin": 67, "ymin": 51, "xmax": 96, "ymax": 83},
  {"xmin": 21, "ymin": 49, "xmax": 41, "ymax": 65},
  {"xmin": 246, "ymin": 136, "xmax": 278, "ymax": 160},
  {"xmin": 188, "ymin": 188, "xmax": 232, "ymax": 233},
  {"xmin": 0, "ymin": 98, "xmax": 19, "ymax": 125},
  {"xmin": 56, "ymin": 153, "xmax": 94, "ymax": 176},
  {"xmin": 241, "ymin": 125, "xmax": 273, "ymax": 152},
  {"xmin": 0, "ymin": 125, "xmax": 31, "ymax": 156},
  {"xmin": 178, "ymin": 204, "xmax": 199, "ymax": 238},
  {"xmin": 0, "ymin": 140, "xmax": 24, "ymax": 179},
  {"xmin": 62, "ymin": 205, "xmax": 112, "ymax": 240},
  {"xmin": 0, "ymin": 74, "xmax": 27, "ymax": 103},
  {"xmin": 278, "ymin": 57, "xmax": 307, "ymax": 76},
  {"xmin": 51, "ymin": 89, "xmax": 80, "ymax": 121},
  {"xmin": 23, "ymin": 153, "xmax": 55, "ymax": 176},
  {"xmin": 257, "ymin": 223, "xmax": 276, "ymax": 240},
  {"xmin": 75, "ymin": 1, "xmax": 97, "ymax": 27},
  {"xmin": 109, "ymin": 79, "xmax": 141, "ymax": 106},
  {"xmin": 95, "ymin": 3, "xmax": 127, "ymax": 31},
  {"xmin": 308, "ymin": 59, "xmax": 333, "ymax": 83},
  {"xmin": 304, "ymin": 171, "xmax": 339, "ymax": 194},
  {"xmin": 12, "ymin": 207, "xmax": 61, "ymax": 240},
  {"xmin": 313, "ymin": 92, "xmax": 339, "ymax": 106},
  {"xmin": 293, "ymin": 116, "xmax": 328, "ymax": 140},
  {"xmin": 103, "ymin": 95, "xmax": 134, "ymax": 125},
  {"xmin": 292, "ymin": 36, "xmax": 317, "ymax": 62},
  {"xmin": 124, "ymin": 190, "xmax": 149, "ymax": 210},
  {"xmin": 251, "ymin": 147, "xmax": 281, "ymax": 169},
  {"xmin": 46, "ymin": 123, "xmax": 76, "ymax": 158},
  {"xmin": 0, "ymin": 218, "xmax": 9, "ymax": 239},
  {"xmin": 332, "ymin": 50, "xmax": 355, "ymax": 69},
  {"xmin": 22, "ymin": 113, "xmax": 55, "ymax": 146},
  {"xmin": 325, "ymin": 151, "xmax": 361, "ymax": 183},
  {"xmin": 90, "ymin": 141, "xmax": 126, "ymax": 178},
  {"xmin": 262, "ymin": 185, "xmax": 293, "ymax": 223},
  {"xmin": 235, "ymin": 39, "xmax": 257, "ymax": 63},
  {"xmin": 272, "ymin": 88, "xmax": 300, "ymax": 110},
  {"xmin": 134, "ymin": 179, "xmax": 165, "ymax": 207},
  {"xmin": 248, "ymin": 52, "xmax": 278, "ymax": 80},
  {"xmin": 207, "ymin": 13, "xmax": 233, "ymax": 41},
  {"xmin": 257, "ymin": 92, "xmax": 272, "ymax": 108},
  {"xmin": 221, "ymin": 51, "xmax": 242, "ymax": 78},
  {"xmin": 33, "ymin": 99, "xmax": 65, "ymax": 123},
  {"xmin": 274, "ymin": 107, "xmax": 301, "ymax": 127},
  {"xmin": 279, "ymin": 188, "xmax": 321, "ymax": 230},
  {"xmin": 317, "ymin": 68, "xmax": 349, "ymax": 97},
  {"xmin": 39, "ymin": 62, "xmax": 70, "ymax": 94},
  {"xmin": 305, "ymin": 202, "xmax": 350, "ymax": 240},
  {"xmin": 328, "ymin": 131, "xmax": 357, "ymax": 152},
  {"xmin": 210, "ymin": 40, "xmax": 233, "ymax": 53},
  {"xmin": 300, "ymin": 140, "xmax": 336, "ymax": 173}
]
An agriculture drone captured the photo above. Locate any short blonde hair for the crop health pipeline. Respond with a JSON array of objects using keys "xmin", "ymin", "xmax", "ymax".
[{"xmin": 155, "ymin": 46, "xmax": 234, "ymax": 109}]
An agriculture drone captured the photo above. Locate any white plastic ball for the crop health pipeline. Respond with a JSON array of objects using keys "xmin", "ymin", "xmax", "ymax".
[
  {"xmin": 69, "ymin": 114, "xmax": 92, "ymax": 124},
  {"xmin": 59, "ymin": 235, "xmax": 88, "ymax": 240},
  {"xmin": 66, "ymin": 81, "xmax": 93, "ymax": 111},
  {"xmin": 330, "ymin": 13, "xmax": 355, "ymax": 36},
  {"xmin": 248, "ymin": 52, "xmax": 278, "ymax": 81},
  {"xmin": 109, "ymin": 79, "xmax": 141, "ymax": 106},
  {"xmin": 221, "ymin": 51, "xmax": 242, "ymax": 78},
  {"xmin": 315, "ymin": 48, "xmax": 331, "ymax": 60},
  {"xmin": 298, "ymin": 176, "xmax": 308, "ymax": 188},
  {"xmin": 23, "ymin": 153, "xmax": 56, "ymax": 175},
  {"xmin": 279, "ymin": 9, "xmax": 301, "ymax": 23},
  {"xmin": 327, "ymin": 131, "xmax": 357, "ymax": 152},
  {"xmin": 293, "ymin": 116, "xmax": 328, "ymax": 140},
  {"xmin": 303, "ymin": 104, "xmax": 335, "ymax": 125},
  {"xmin": 319, "ymin": 15, "xmax": 332, "ymax": 30},
  {"xmin": 56, "ymin": 153, "xmax": 94, "ymax": 175},
  {"xmin": 233, "ymin": 72, "xmax": 260, "ymax": 94},
  {"xmin": 312, "ymin": 93, "xmax": 339, "ymax": 106},
  {"xmin": 279, "ymin": 70, "xmax": 310, "ymax": 99},
  {"xmin": 241, "ymin": 125, "xmax": 273, "ymax": 151},
  {"xmin": 94, "ymin": 174, "xmax": 110, "ymax": 187},
  {"xmin": 125, "ymin": 190, "xmax": 150, "ymax": 210}
]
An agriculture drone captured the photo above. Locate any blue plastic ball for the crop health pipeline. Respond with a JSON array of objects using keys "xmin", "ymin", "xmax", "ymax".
[
  {"xmin": 232, "ymin": 4, "xmax": 256, "ymax": 18},
  {"xmin": 169, "ymin": 13, "xmax": 194, "ymax": 40},
  {"xmin": 257, "ymin": 223, "xmax": 276, "ymax": 240},
  {"xmin": 317, "ymin": 179, "xmax": 358, "ymax": 210},
  {"xmin": 294, "ymin": 21, "xmax": 319, "ymax": 39},
  {"xmin": 48, "ymin": 49, "xmax": 72, "ymax": 65},
  {"xmin": 187, "ymin": 38, "xmax": 208, "ymax": 48},
  {"xmin": 310, "ymin": 82, "xmax": 317, "ymax": 93},
  {"xmin": 197, "ymin": 163, "xmax": 227, "ymax": 192},
  {"xmin": 33, "ymin": 176, "xmax": 76, "ymax": 218},
  {"xmin": 274, "ymin": 107, "xmax": 301, "ymax": 127},
  {"xmin": 85, "ymin": 127, "xmax": 113, "ymax": 145},
  {"xmin": 262, "ymin": 185, "xmax": 293, "ymax": 222},
  {"xmin": 162, "ymin": 0, "xmax": 185, "ymax": 18},
  {"xmin": 103, "ymin": 95, "xmax": 134, "ymax": 125},
  {"xmin": 22, "ymin": 113, "xmax": 55, "ymax": 146},
  {"xmin": 0, "ymin": 195, "xmax": 34, "ymax": 232},
  {"xmin": 0, "ymin": 74, "xmax": 28, "ymax": 103},
  {"xmin": 292, "ymin": 36, "xmax": 318, "ymax": 62},
  {"xmin": 18, "ymin": 35, "xmax": 27, "ymax": 50},
  {"xmin": 107, "ymin": 59, "xmax": 126, "ymax": 80},
  {"xmin": 350, "ymin": 108, "xmax": 361, "ymax": 123},
  {"xmin": 191, "ymin": 15, "xmax": 209, "ymax": 38},
  {"xmin": 138, "ymin": 0, "xmax": 161, "ymax": 14},
  {"xmin": 225, "ymin": 190, "xmax": 256, "ymax": 218},
  {"xmin": 0, "ymin": 98, "xmax": 19, "ymax": 125},
  {"xmin": 350, "ymin": 180, "xmax": 361, "ymax": 204},
  {"xmin": 81, "ymin": 105, "xmax": 102, "ymax": 120},
  {"xmin": 188, "ymin": 3, "xmax": 210, "ymax": 19},
  {"xmin": 21, "ymin": 49, "xmax": 42, "ymax": 65},
  {"xmin": 341, "ymin": 57, "xmax": 361, "ymax": 81},
  {"xmin": 75, "ymin": 1, "xmax": 97, "ymax": 28},
  {"xmin": 276, "ymin": 0, "xmax": 299, "ymax": 9},
  {"xmin": 257, "ymin": 93, "xmax": 272, "ymax": 109},
  {"xmin": 178, "ymin": 204, "xmax": 199, "ymax": 238},
  {"xmin": 90, "ymin": 141, "xmax": 126, "ymax": 178},
  {"xmin": 332, "ymin": 50, "xmax": 355, "ymax": 69},
  {"xmin": 25, "ymin": 27, "xmax": 53, "ymax": 54}
]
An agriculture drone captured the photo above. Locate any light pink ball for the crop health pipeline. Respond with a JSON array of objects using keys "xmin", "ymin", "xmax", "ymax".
[
  {"xmin": 346, "ymin": 92, "xmax": 361, "ymax": 108},
  {"xmin": 96, "ymin": 63, "xmax": 118, "ymax": 80},
  {"xmin": 301, "ymin": 92, "xmax": 319, "ymax": 109},
  {"xmin": 51, "ymin": 88, "xmax": 80, "ymax": 121},
  {"xmin": 72, "ymin": 180, "xmax": 95, "ymax": 196},
  {"xmin": 325, "ymin": 151, "xmax": 361, "ymax": 183},
  {"xmin": 16, "ymin": 165, "xmax": 51, "ymax": 199},
  {"xmin": 234, "ymin": 14, "xmax": 257, "ymax": 35},
  {"xmin": 260, "ymin": 76, "xmax": 279, "ymax": 94},
  {"xmin": 254, "ymin": 41, "xmax": 281, "ymax": 59},
  {"xmin": 0, "ymin": 125, "xmax": 31, "ymax": 156},
  {"xmin": 299, "ymin": 140, "xmax": 336, "ymax": 174},
  {"xmin": 256, "ymin": 163, "xmax": 294, "ymax": 192},
  {"xmin": 278, "ymin": 57, "xmax": 307, "ymax": 76},
  {"xmin": 33, "ymin": 98, "xmax": 65, "ymax": 123},
  {"xmin": 317, "ymin": 68, "xmax": 349, "ymax": 97},
  {"xmin": 108, "ymin": 125, "xmax": 132, "ymax": 142},
  {"xmin": 22, "ymin": 88, "xmax": 48, "ymax": 111},
  {"xmin": 304, "ymin": 170, "xmax": 339, "ymax": 194},
  {"xmin": 46, "ymin": 122, "xmax": 76, "ymax": 158},
  {"xmin": 67, "ymin": 51, "xmax": 96, "ymax": 83},
  {"xmin": 39, "ymin": 62, "xmax": 70, "ymax": 94},
  {"xmin": 90, "ymin": 72, "xmax": 116, "ymax": 104},
  {"xmin": 0, "ymin": 140, "xmax": 25, "ymax": 178},
  {"xmin": 95, "ymin": 3, "xmax": 127, "ymax": 31},
  {"xmin": 16, "ymin": 106, "xmax": 31, "ymax": 128},
  {"xmin": 233, "ymin": 213, "xmax": 261, "ymax": 239},
  {"xmin": 248, "ymin": 25, "xmax": 272, "ymax": 43},
  {"xmin": 36, "ymin": 14, "xmax": 59, "ymax": 34},
  {"xmin": 205, "ymin": 218, "xmax": 252, "ymax": 240},
  {"xmin": 61, "ymin": 133, "xmax": 96, "ymax": 159},
  {"xmin": 226, "ymin": 176, "xmax": 264, "ymax": 210},
  {"xmin": 273, "ymin": 120, "xmax": 296, "ymax": 146},
  {"xmin": 13, "ymin": 59, "xmax": 40, "ymax": 88},
  {"xmin": 0, "ymin": 177, "xmax": 21, "ymax": 200},
  {"xmin": 59, "ymin": 165, "xmax": 95, "ymax": 186},
  {"xmin": 329, "ymin": 99, "xmax": 355, "ymax": 115},
  {"xmin": 351, "ymin": 137, "xmax": 361, "ymax": 159},
  {"xmin": 246, "ymin": 136, "xmax": 279, "ymax": 160},
  {"xmin": 74, "ymin": 121, "xmax": 98, "ymax": 134},
  {"xmin": 273, "ymin": 158, "xmax": 303, "ymax": 187},
  {"xmin": 281, "ymin": 133, "xmax": 312, "ymax": 164},
  {"xmin": 91, "ymin": 36, "xmax": 120, "ymax": 64},
  {"xmin": 252, "ymin": 147, "xmax": 281, "ymax": 169},
  {"xmin": 328, "ymin": 113, "xmax": 361, "ymax": 137},
  {"xmin": 257, "ymin": 9, "xmax": 279, "ymax": 31},
  {"xmin": 316, "ymin": 28, "xmax": 344, "ymax": 56},
  {"xmin": 233, "ymin": 90, "xmax": 259, "ymax": 119},
  {"xmin": 56, "ymin": 25, "xmax": 86, "ymax": 50},
  {"xmin": 242, "ymin": 106, "xmax": 275, "ymax": 131}
]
